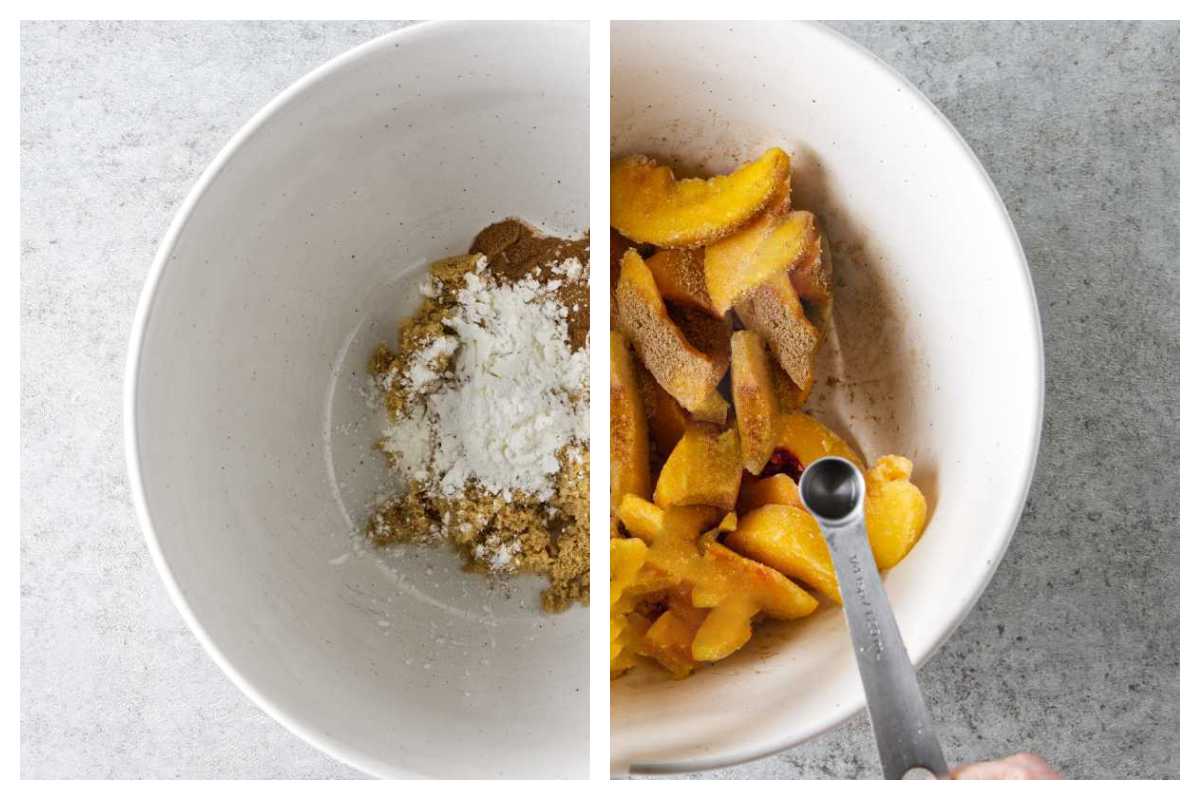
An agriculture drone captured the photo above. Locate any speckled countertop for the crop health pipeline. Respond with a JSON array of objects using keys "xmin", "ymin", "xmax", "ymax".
[{"xmin": 21, "ymin": 21, "xmax": 1178, "ymax": 778}]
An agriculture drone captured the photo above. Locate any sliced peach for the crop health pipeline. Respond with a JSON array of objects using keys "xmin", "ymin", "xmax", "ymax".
[
  {"xmin": 616, "ymin": 250, "xmax": 727, "ymax": 411},
  {"xmin": 725, "ymin": 504, "xmax": 841, "ymax": 603},
  {"xmin": 616, "ymin": 495, "xmax": 665, "ymax": 543},
  {"xmin": 735, "ymin": 272, "xmax": 820, "ymax": 399},
  {"xmin": 774, "ymin": 413, "xmax": 865, "ymax": 472},
  {"xmin": 671, "ymin": 303, "xmax": 732, "ymax": 369},
  {"xmin": 705, "ymin": 210, "xmax": 819, "ymax": 315},
  {"xmin": 611, "ymin": 148, "xmax": 791, "ymax": 248},
  {"xmin": 730, "ymin": 330, "xmax": 780, "ymax": 474},
  {"xmin": 770, "ymin": 355, "xmax": 811, "ymax": 412},
  {"xmin": 617, "ymin": 494, "xmax": 723, "ymax": 545},
  {"xmin": 639, "ymin": 507, "xmax": 726, "ymax": 587},
  {"xmin": 611, "ymin": 536, "xmax": 649, "ymax": 606},
  {"xmin": 649, "ymin": 380, "xmax": 689, "ymax": 455},
  {"xmin": 690, "ymin": 542, "xmax": 817, "ymax": 661},
  {"xmin": 639, "ymin": 177, "xmax": 788, "ymax": 316},
  {"xmin": 654, "ymin": 425, "xmax": 743, "ymax": 511},
  {"xmin": 737, "ymin": 473, "xmax": 802, "ymax": 513},
  {"xmin": 692, "ymin": 542, "xmax": 816, "ymax": 616},
  {"xmin": 610, "ymin": 231, "xmax": 637, "ymax": 328},
  {"xmin": 645, "ymin": 249, "xmax": 716, "ymax": 314},
  {"xmin": 611, "ymin": 609, "xmax": 650, "ymax": 676},
  {"xmin": 691, "ymin": 595, "xmax": 756, "ymax": 662},
  {"xmin": 610, "ymin": 331, "xmax": 652, "ymax": 508},
  {"xmin": 690, "ymin": 389, "xmax": 730, "ymax": 426},
  {"xmin": 639, "ymin": 609, "xmax": 702, "ymax": 678},
  {"xmin": 691, "ymin": 544, "xmax": 818, "ymax": 660},
  {"xmin": 611, "ymin": 537, "xmax": 654, "ymax": 675},
  {"xmin": 790, "ymin": 230, "xmax": 834, "ymax": 307},
  {"xmin": 865, "ymin": 455, "xmax": 928, "ymax": 569}
]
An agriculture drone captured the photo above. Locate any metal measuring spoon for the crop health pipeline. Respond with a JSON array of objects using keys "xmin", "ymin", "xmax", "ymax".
[{"xmin": 798, "ymin": 457, "xmax": 948, "ymax": 780}]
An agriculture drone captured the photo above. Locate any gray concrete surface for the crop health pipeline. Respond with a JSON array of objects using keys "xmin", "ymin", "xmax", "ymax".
[{"xmin": 21, "ymin": 21, "xmax": 1178, "ymax": 778}]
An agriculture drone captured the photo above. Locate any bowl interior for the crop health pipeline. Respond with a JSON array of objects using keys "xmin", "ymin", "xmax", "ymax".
[
  {"xmin": 610, "ymin": 21, "xmax": 1041, "ymax": 773},
  {"xmin": 130, "ymin": 21, "xmax": 589, "ymax": 778}
]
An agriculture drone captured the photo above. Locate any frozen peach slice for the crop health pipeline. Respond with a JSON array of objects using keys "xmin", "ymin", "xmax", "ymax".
[
  {"xmin": 610, "ymin": 536, "xmax": 649, "ymax": 607},
  {"xmin": 770, "ymin": 355, "xmax": 811, "ymax": 412},
  {"xmin": 690, "ymin": 543, "xmax": 817, "ymax": 661},
  {"xmin": 610, "ymin": 231, "xmax": 637, "ymax": 328},
  {"xmin": 654, "ymin": 425, "xmax": 743, "ymax": 511},
  {"xmin": 725, "ymin": 503, "xmax": 841, "ymax": 603},
  {"xmin": 645, "ymin": 249, "xmax": 716, "ymax": 314},
  {"xmin": 775, "ymin": 413, "xmax": 865, "ymax": 473},
  {"xmin": 611, "ymin": 148, "xmax": 791, "ymax": 248},
  {"xmin": 610, "ymin": 331, "xmax": 652, "ymax": 509},
  {"xmin": 737, "ymin": 473, "xmax": 802, "ymax": 513},
  {"xmin": 616, "ymin": 250, "xmax": 728, "ymax": 411},
  {"xmin": 691, "ymin": 595, "xmax": 756, "ymax": 662},
  {"xmin": 705, "ymin": 209, "xmax": 819, "ymax": 315},
  {"xmin": 611, "ymin": 609, "xmax": 650, "ymax": 676},
  {"xmin": 690, "ymin": 389, "xmax": 730, "ymax": 426},
  {"xmin": 791, "ymin": 230, "xmax": 834, "ymax": 307},
  {"xmin": 698, "ymin": 542, "xmax": 818, "ymax": 619},
  {"xmin": 639, "ymin": 609, "xmax": 702, "ymax": 679},
  {"xmin": 735, "ymin": 273, "xmax": 820, "ymax": 399},
  {"xmin": 731, "ymin": 330, "xmax": 780, "ymax": 474},
  {"xmin": 865, "ymin": 455, "xmax": 928, "ymax": 569},
  {"xmin": 616, "ymin": 495, "xmax": 664, "ymax": 543},
  {"xmin": 670, "ymin": 305, "xmax": 731, "ymax": 424},
  {"xmin": 648, "ymin": 379, "xmax": 689, "ymax": 455},
  {"xmin": 616, "ymin": 494, "xmax": 723, "ymax": 544},
  {"xmin": 671, "ymin": 303, "xmax": 732, "ymax": 367}
]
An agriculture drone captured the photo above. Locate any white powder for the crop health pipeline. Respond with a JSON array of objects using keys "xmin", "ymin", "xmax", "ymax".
[
  {"xmin": 552, "ymin": 256, "xmax": 585, "ymax": 282},
  {"xmin": 405, "ymin": 335, "xmax": 458, "ymax": 394},
  {"xmin": 382, "ymin": 260, "xmax": 588, "ymax": 502},
  {"xmin": 474, "ymin": 539, "xmax": 521, "ymax": 571},
  {"xmin": 380, "ymin": 403, "xmax": 432, "ymax": 481}
]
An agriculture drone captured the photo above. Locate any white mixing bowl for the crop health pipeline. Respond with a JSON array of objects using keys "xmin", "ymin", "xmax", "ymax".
[
  {"xmin": 610, "ymin": 21, "xmax": 1043, "ymax": 774},
  {"xmin": 126, "ymin": 21, "xmax": 589, "ymax": 778}
]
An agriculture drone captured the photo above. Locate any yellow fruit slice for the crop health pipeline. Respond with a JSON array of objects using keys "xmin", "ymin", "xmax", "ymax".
[
  {"xmin": 706, "ymin": 209, "xmax": 819, "ymax": 315},
  {"xmin": 691, "ymin": 542, "xmax": 817, "ymax": 660},
  {"xmin": 611, "ymin": 536, "xmax": 649, "ymax": 606},
  {"xmin": 645, "ymin": 249, "xmax": 716, "ymax": 314},
  {"xmin": 725, "ymin": 503, "xmax": 841, "ymax": 603},
  {"xmin": 865, "ymin": 455, "xmax": 928, "ymax": 569},
  {"xmin": 770, "ymin": 355, "xmax": 811, "ymax": 412},
  {"xmin": 735, "ymin": 272, "xmax": 820, "ymax": 398},
  {"xmin": 610, "ymin": 331, "xmax": 652, "ymax": 509},
  {"xmin": 616, "ymin": 495, "xmax": 666, "ymax": 543},
  {"xmin": 690, "ymin": 389, "xmax": 730, "ymax": 426},
  {"xmin": 654, "ymin": 425, "xmax": 743, "ymax": 511},
  {"xmin": 611, "ymin": 148, "xmax": 791, "ymax": 248},
  {"xmin": 791, "ymin": 231, "xmax": 834, "ymax": 306},
  {"xmin": 616, "ymin": 250, "xmax": 728, "ymax": 411},
  {"xmin": 737, "ymin": 474, "xmax": 801, "ymax": 513},
  {"xmin": 731, "ymin": 330, "xmax": 780, "ymax": 474},
  {"xmin": 691, "ymin": 595, "xmax": 756, "ymax": 662},
  {"xmin": 617, "ymin": 495, "xmax": 723, "ymax": 545},
  {"xmin": 639, "ymin": 609, "xmax": 702, "ymax": 678},
  {"xmin": 775, "ymin": 412, "xmax": 865, "ymax": 471},
  {"xmin": 648, "ymin": 379, "xmax": 689, "ymax": 456}
]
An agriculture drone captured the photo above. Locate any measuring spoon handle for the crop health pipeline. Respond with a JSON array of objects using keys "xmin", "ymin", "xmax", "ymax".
[{"xmin": 825, "ymin": 520, "xmax": 948, "ymax": 779}]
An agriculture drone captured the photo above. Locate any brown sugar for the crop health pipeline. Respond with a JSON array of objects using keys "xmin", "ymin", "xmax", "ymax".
[{"xmin": 367, "ymin": 220, "xmax": 590, "ymax": 611}]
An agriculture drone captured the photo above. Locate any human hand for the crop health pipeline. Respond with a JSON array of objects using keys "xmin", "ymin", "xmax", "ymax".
[{"xmin": 949, "ymin": 752, "xmax": 1060, "ymax": 779}]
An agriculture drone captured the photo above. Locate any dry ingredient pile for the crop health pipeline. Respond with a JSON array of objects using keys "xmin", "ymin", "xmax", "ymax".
[{"xmin": 368, "ymin": 220, "xmax": 590, "ymax": 611}]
